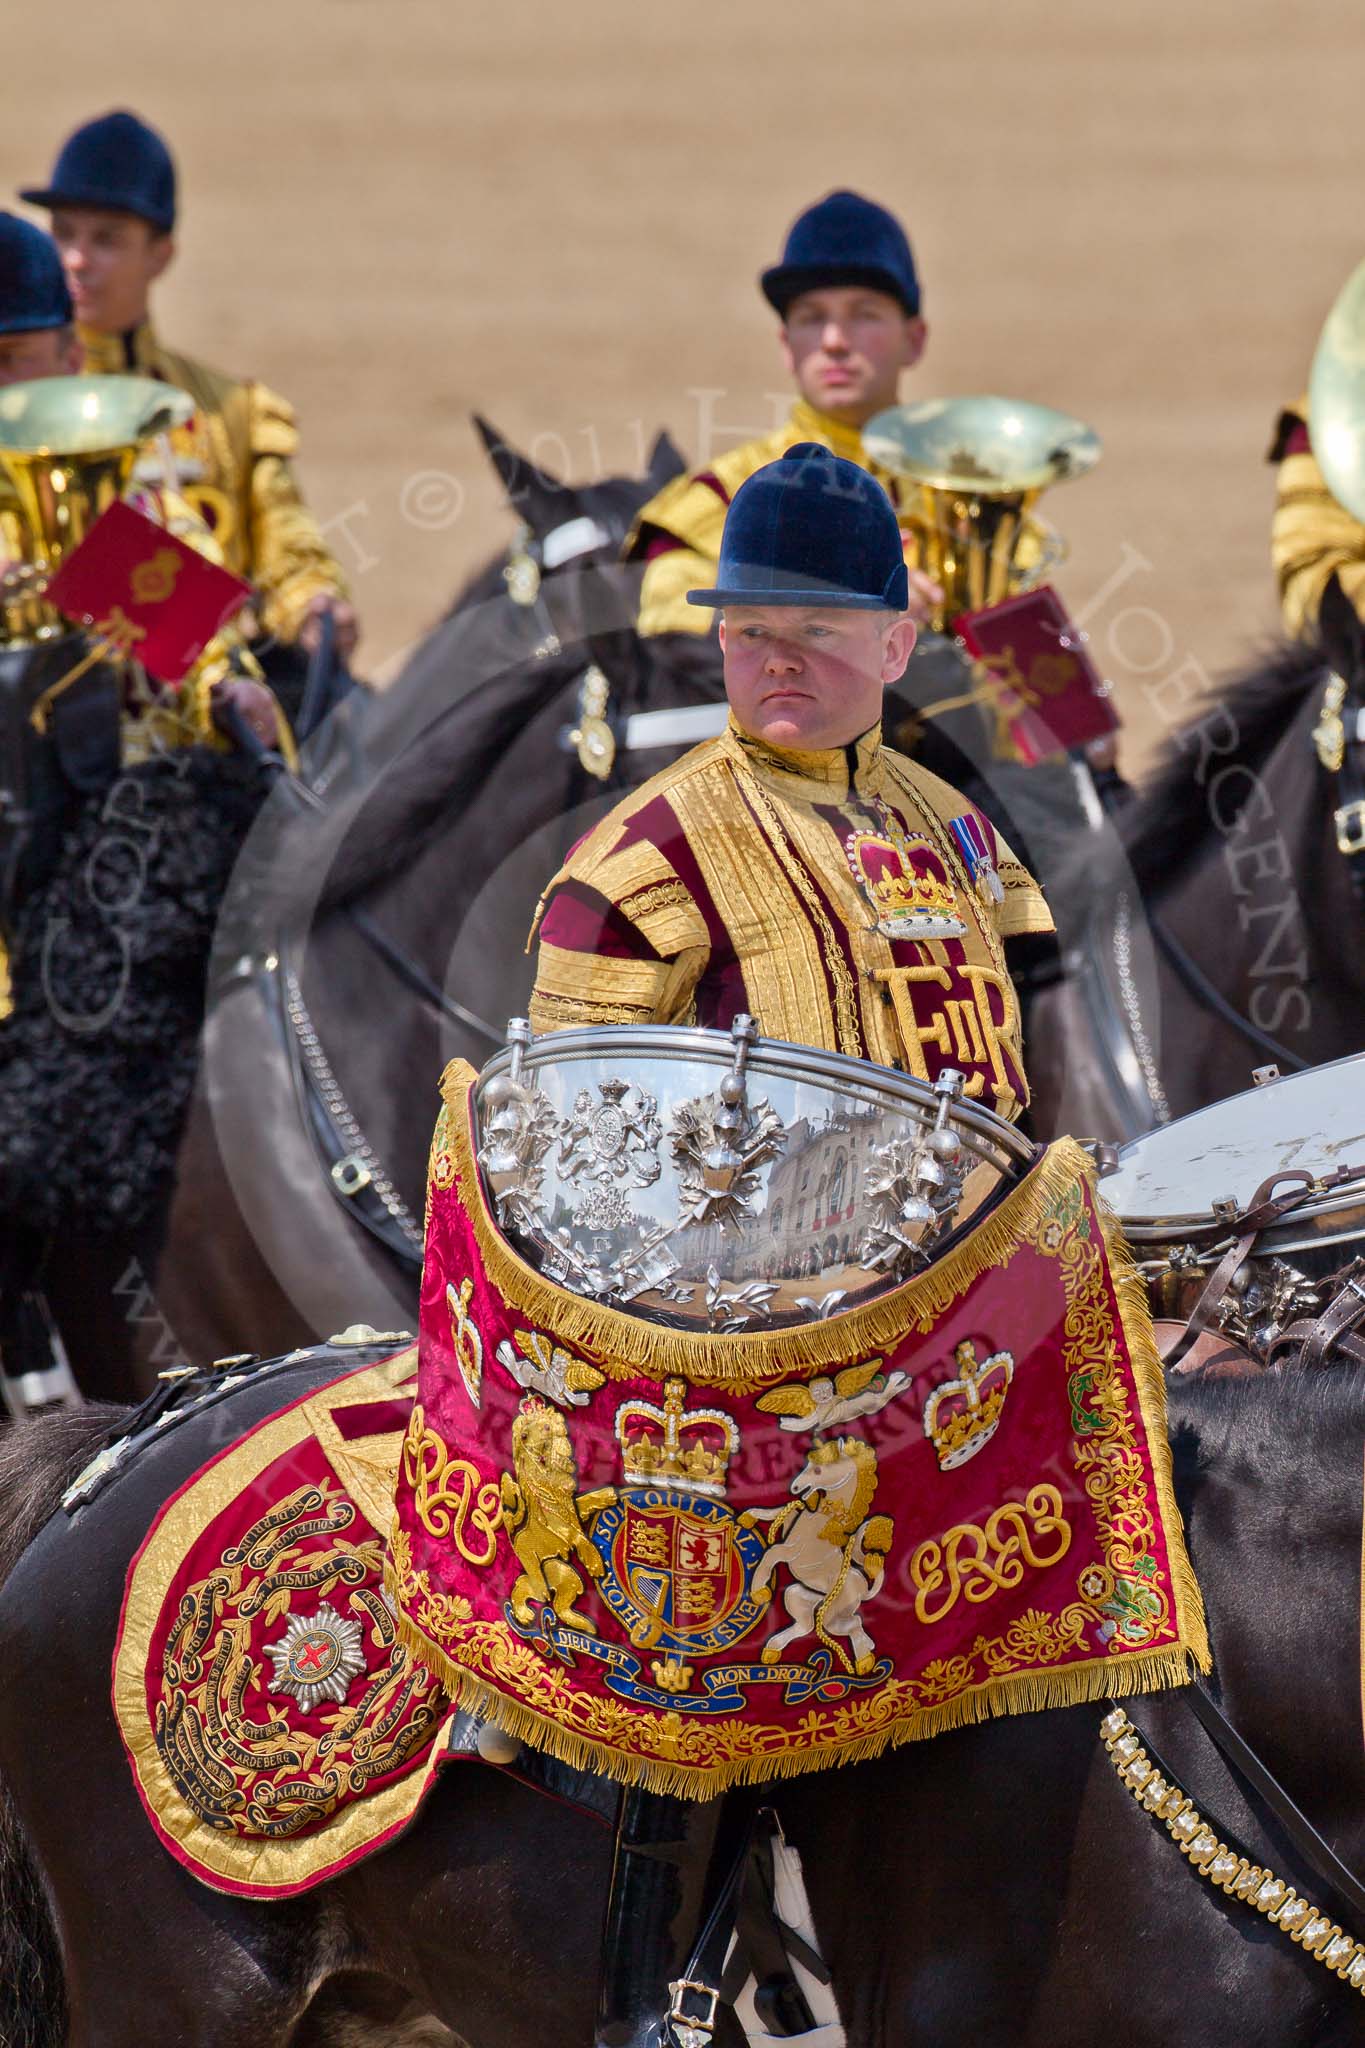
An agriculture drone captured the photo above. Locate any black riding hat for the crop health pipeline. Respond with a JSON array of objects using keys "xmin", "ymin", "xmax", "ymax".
[
  {"xmin": 20, "ymin": 111, "xmax": 176, "ymax": 234},
  {"xmin": 0, "ymin": 212, "xmax": 73, "ymax": 333},
  {"xmin": 761, "ymin": 189, "xmax": 920, "ymax": 319},
  {"xmin": 688, "ymin": 443, "xmax": 909, "ymax": 612}
]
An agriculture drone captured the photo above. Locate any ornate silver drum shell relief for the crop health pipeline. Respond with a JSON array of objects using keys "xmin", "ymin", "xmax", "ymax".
[{"xmin": 473, "ymin": 1018, "xmax": 1034, "ymax": 1332}]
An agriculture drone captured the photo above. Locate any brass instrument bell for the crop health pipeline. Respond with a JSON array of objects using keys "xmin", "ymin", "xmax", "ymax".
[
  {"xmin": 1308, "ymin": 255, "xmax": 1365, "ymax": 527},
  {"xmin": 0, "ymin": 374, "xmax": 193, "ymax": 643},
  {"xmin": 862, "ymin": 396, "xmax": 1102, "ymax": 629}
]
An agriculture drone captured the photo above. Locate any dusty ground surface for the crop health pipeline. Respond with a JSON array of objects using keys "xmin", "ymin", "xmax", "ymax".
[{"xmin": 7, "ymin": 1, "xmax": 1365, "ymax": 767}]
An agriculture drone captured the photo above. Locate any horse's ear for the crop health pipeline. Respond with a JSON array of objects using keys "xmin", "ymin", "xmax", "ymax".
[
  {"xmin": 471, "ymin": 414, "xmax": 571, "ymax": 536},
  {"xmin": 646, "ymin": 429, "xmax": 687, "ymax": 490}
]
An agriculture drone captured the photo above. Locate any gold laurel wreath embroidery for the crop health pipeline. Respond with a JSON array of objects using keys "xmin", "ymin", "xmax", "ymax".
[
  {"xmin": 908, "ymin": 1484, "xmax": 1073, "ymax": 1627},
  {"xmin": 1040, "ymin": 1192, "xmax": 1173, "ymax": 1652},
  {"xmin": 157, "ymin": 1482, "xmax": 447, "ymax": 1838},
  {"xmin": 401, "ymin": 1404, "xmax": 503, "ymax": 1565}
]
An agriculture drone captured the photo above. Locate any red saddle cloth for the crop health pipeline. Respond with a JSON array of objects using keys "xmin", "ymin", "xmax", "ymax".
[{"xmin": 113, "ymin": 1348, "xmax": 457, "ymax": 1898}]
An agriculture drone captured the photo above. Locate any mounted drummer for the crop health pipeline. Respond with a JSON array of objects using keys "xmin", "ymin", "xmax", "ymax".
[
  {"xmin": 533, "ymin": 441, "xmax": 1053, "ymax": 1119},
  {"xmin": 18, "ymin": 109, "xmax": 358, "ymax": 666},
  {"xmin": 626, "ymin": 187, "xmax": 945, "ymax": 641}
]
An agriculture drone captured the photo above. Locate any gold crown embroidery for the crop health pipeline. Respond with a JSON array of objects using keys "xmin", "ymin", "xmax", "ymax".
[
  {"xmin": 922, "ymin": 1339, "xmax": 1014, "ymax": 1470},
  {"xmin": 846, "ymin": 828, "xmax": 965, "ymax": 939},
  {"xmin": 616, "ymin": 1377, "xmax": 738, "ymax": 1497}
]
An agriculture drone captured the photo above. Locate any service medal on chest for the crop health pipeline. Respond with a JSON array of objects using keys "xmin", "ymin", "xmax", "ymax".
[
  {"xmin": 846, "ymin": 825, "xmax": 966, "ymax": 940},
  {"xmin": 948, "ymin": 812, "xmax": 1005, "ymax": 906}
]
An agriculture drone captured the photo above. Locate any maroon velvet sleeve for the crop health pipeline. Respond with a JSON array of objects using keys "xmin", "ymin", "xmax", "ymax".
[{"xmin": 538, "ymin": 880, "xmax": 665, "ymax": 961}]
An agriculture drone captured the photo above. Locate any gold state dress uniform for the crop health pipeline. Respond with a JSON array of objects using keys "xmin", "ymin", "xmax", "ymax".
[
  {"xmin": 19, "ymin": 110, "xmax": 347, "ymax": 647},
  {"xmin": 519, "ymin": 445, "xmax": 1055, "ymax": 2047},
  {"xmin": 627, "ymin": 190, "xmax": 932, "ymax": 640},
  {"xmin": 80, "ymin": 321, "xmax": 346, "ymax": 649},
  {"xmin": 529, "ymin": 714, "xmax": 1051, "ymax": 1119},
  {"xmin": 1270, "ymin": 395, "xmax": 1365, "ymax": 644}
]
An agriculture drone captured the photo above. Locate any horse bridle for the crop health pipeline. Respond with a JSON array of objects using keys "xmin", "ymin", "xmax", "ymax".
[
  {"xmin": 1312, "ymin": 666, "xmax": 1365, "ymax": 895},
  {"xmin": 1106, "ymin": 657, "xmax": 1365, "ymax": 1105}
]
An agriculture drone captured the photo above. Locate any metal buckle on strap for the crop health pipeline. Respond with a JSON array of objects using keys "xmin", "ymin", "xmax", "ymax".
[
  {"xmin": 330, "ymin": 1153, "xmax": 373, "ymax": 1197},
  {"xmin": 667, "ymin": 1979, "xmax": 720, "ymax": 2048},
  {"xmin": 1335, "ymin": 798, "xmax": 1365, "ymax": 854}
]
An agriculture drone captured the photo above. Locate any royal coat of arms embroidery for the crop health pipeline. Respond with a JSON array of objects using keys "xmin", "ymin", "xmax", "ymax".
[{"xmin": 389, "ymin": 1079, "xmax": 1211, "ymax": 1796}]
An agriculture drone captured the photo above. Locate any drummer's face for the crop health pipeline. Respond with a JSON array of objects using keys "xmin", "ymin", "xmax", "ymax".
[{"xmin": 720, "ymin": 606, "xmax": 916, "ymax": 750}]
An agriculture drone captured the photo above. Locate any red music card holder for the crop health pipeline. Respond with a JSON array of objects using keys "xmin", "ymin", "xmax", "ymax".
[
  {"xmin": 953, "ymin": 583, "xmax": 1119, "ymax": 765},
  {"xmin": 44, "ymin": 499, "xmax": 251, "ymax": 684}
]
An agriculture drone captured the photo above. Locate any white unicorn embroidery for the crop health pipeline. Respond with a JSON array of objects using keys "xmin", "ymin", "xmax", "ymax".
[{"xmin": 748, "ymin": 1438, "xmax": 893, "ymax": 1676}]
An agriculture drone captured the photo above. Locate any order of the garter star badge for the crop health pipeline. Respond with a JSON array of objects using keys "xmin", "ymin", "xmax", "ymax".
[{"xmin": 266, "ymin": 1603, "xmax": 368, "ymax": 1711}]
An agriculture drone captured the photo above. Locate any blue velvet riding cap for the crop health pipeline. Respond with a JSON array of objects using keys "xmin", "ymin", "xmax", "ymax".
[
  {"xmin": 761, "ymin": 189, "xmax": 919, "ymax": 318},
  {"xmin": 0, "ymin": 212, "xmax": 74, "ymax": 333},
  {"xmin": 21, "ymin": 111, "xmax": 177, "ymax": 234},
  {"xmin": 687, "ymin": 443, "xmax": 909, "ymax": 612}
]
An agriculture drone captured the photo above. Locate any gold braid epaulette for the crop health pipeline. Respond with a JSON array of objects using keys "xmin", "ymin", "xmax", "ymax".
[{"xmin": 1101, "ymin": 1705, "xmax": 1365, "ymax": 1995}]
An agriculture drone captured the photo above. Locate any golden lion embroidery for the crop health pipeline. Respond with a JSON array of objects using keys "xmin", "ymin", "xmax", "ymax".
[
  {"xmin": 500, "ymin": 1396, "xmax": 615, "ymax": 1632},
  {"xmin": 749, "ymin": 1437, "xmax": 893, "ymax": 1675}
]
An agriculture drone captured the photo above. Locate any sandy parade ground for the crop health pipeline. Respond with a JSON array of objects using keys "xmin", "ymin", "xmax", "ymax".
[{"xmin": 6, "ymin": 0, "xmax": 1365, "ymax": 768}]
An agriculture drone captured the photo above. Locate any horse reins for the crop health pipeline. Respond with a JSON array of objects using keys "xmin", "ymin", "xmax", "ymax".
[{"xmin": 1108, "ymin": 1687, "xmax": 1365, "ymax": 1997}]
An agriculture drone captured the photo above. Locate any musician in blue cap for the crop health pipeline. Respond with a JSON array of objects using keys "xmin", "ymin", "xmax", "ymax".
[
  {"xmin": 534, "ymin": 443, "xmax": 1051, "ymax": 1125},
  {"xmin": 0, "ymin": 209, "xmax": 80, "ymax": 385},
  {"xmin": 536, "ymin": 442, "xmax": 1050, "ymax": 2048},
  {"xmin": 19, "ymin": 111, "xmax": 357, "ymax": 659},
  {"xmin": 626, "ymin": 189, "xmax": 944, "ymax": 638}
]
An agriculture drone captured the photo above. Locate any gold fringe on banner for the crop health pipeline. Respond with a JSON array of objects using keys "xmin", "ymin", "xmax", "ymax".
[
  {"xmin": 396, "ymin": 1064, "xmax": 1209, "ymax": 1795},
  {"xmin": 385, "ymin": 1589, "xmax": 1203, "ymax": 1801},
  {"xmin": 437, "ymin": 1061, "xmax": 1097, "ymax": 1392}
]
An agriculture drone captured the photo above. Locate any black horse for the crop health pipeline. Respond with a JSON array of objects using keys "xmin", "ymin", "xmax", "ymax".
[
  {"xmin": 1028, "ymin": 640, "xmax": 1365, "ymax": 1142},
  {"xmin": 3, "ymin": 1358, "xmax": 1365, "ymax": 2046},
  {"xmin": 150, "ymin": 418, "xmax": 727, "ymax": 1376},
  {"xmin": 149, "ymin": 416, "xmax": 1116, "ymax": 1376}
]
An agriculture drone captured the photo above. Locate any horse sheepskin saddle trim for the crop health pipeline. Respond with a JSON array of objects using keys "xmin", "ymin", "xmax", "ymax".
[{"xmin": 112, "ymin": 1346, "xmax": 464, "ymax": 1898}]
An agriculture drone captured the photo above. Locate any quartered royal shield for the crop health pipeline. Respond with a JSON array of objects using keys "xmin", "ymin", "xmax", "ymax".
[{"xmin": 591, "ymin": 1490, "xmax": 769, "ymax": 1659}]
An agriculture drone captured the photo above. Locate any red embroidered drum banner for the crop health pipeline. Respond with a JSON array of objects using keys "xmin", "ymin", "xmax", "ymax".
[
  {"xmin": 388, "ymin": 1067, "xmax": 1209, "ymax": 1796},
  {"xmin": 113, "ymin": 1349, "xmax": 457, "ymax": 1896}
]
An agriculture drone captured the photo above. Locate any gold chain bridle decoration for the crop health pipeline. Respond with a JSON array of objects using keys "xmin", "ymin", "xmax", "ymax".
[{"xmin": 1101, "ymin": 1705, "xmax": 1365, "ymax": 1997}]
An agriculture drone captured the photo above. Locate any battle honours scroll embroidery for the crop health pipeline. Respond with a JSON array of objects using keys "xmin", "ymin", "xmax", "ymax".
[{"xmin": 387, "ymin": 1076, "xmax": 1209, "ymax": 1797}]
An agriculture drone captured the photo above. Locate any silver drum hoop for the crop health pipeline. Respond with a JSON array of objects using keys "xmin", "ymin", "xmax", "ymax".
[{"xmin": 473, "ymin": 1019, "xmax": 1035, "ymax": 1332}]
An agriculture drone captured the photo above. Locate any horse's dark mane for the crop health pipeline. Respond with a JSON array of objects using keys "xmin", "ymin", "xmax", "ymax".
[
  {"xmin": 1121, "ymin": 640, "xmax": 1325, "ymax": 895},
  {"xmin": 0, "ymin": 1404, "xmax": 122, "ymax": 1592},
  {"xmin": 322, "ymin": 643, "xmax": 591, "ymax": 915},
  {"xmin": 253, "ymin": 443, "xmax": 676, "ymax": 928},
  {"xmin": 0, "ymin": 1404, "xmax": 119, "ymax": 2048},
  {"xmin": 1170, "ymin": 1359, "xmax": 1365, "ymax": 1480}
]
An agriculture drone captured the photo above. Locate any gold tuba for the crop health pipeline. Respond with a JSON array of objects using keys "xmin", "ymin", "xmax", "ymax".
[
  {"xmin": 0, "ymin": 373, "xmax": 193, "ymax": 643},
  {"xmin": 1308, "ymin": 255, "xmax": 1365, "ymax": 525},
  {"xmin": 861, "ymin": 396, "xmax": 1101, "ymax": 630}
]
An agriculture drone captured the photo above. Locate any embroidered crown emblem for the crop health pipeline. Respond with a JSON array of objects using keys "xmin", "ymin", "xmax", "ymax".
[
  {"xmin": 922, "ymin": 1339, "xmax": 1014, "ymax": 1470},
  {"xmin": 847, "ymin": 830, "xmax": 965, "ymax": 939},
  {"xmin": 616, "ymin": 1377, "xmax": 739, "ymax": 1497}
]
